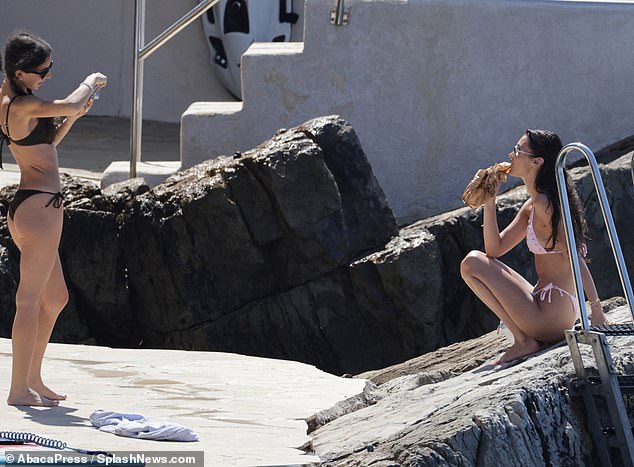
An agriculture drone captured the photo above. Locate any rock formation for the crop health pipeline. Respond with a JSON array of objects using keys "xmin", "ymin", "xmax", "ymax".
[
  {"xmin": 1, "ymin": 116, "xmax": 633, "ymax": 376},
  {"xmin": 0, "ymin": 116, "xmax": 400, "ymax": 373},
  {"xmin": 308, "ymin": 301, "xmax": 631, "ymax": 466}
]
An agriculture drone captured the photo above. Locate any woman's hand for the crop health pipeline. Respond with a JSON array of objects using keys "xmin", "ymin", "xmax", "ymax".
[
  {"xmin": 69, "ymin": 98, "xmax": 94, "ymax": 120},
  {"xmin": 79, "ymin": 97, "xmax": 94, "ymax": 116},
  {"xmin": 84, "ymin": 72, "xmax": 108, "ymax": 89}
]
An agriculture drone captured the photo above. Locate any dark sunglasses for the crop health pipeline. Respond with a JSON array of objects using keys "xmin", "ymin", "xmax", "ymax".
[{"xmin": 25, "ymin": 60, "xmax": 54, "ymax": 78}]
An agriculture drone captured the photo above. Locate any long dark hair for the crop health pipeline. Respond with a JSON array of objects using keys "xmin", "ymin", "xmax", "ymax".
[
  {"xmin": 526, "ymin": 129, "xmax": 588, "ymax": 253},
  {"xmin": 2, "ymin": 31, "xmax": 51, "ymax": 96}
]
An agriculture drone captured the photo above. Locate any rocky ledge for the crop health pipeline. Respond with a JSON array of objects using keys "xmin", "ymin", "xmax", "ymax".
[
  {"xmin": 308, "ymin": 300, "xmax": 632, "ymax": 466},
  {"xmin": 1, "ymin": 116, "xmax": 633, "ymax": 377}
]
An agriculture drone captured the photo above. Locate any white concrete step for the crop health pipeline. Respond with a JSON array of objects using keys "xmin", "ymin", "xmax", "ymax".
[
  {"xmin": 181, "ymin": 42, "xmax": 305, "ymax": 168},
  {"xmin": 101, "ymin": 161, "xmax": 182, "ymax": 189}
]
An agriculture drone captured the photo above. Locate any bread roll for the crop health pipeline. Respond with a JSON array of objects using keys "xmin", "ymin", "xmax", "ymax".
[{"xmin": 462, "ymin": 162, "xmax": 511, "ymax": 208}]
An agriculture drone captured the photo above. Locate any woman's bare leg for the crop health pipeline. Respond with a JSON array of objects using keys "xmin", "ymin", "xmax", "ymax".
[
  {"xmin": 29, "ymin": 254, "xmax": 69, "ymax": 400},
  {"xmin": 6, "ymin": 195, "xmax": 63, "ymax": 407},
  {"xmin": 461, "ymin": 251, "xmax": 574, "ymax": 363}
]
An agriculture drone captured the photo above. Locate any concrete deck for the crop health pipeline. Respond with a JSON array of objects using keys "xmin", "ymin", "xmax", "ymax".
[{"xmin": 0, "ymin": 338, "xmax": 366, "ymax": 466}]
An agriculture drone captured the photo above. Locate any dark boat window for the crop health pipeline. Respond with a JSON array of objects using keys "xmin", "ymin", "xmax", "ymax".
[{"xmin": 224, "ymin": 0, "xmax": 249, "ymax": 34}]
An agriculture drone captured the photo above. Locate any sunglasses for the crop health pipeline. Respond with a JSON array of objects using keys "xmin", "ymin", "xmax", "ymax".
[
  {"xmin": 513, "ymin": 144, "xmax": 538, "ymax": 158},
  {"xmin": 25, "ymin": 60, "xmax": 54, "ymax": 78}
]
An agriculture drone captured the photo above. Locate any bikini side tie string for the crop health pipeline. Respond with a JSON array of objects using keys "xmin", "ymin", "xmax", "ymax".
[
  {"xmin": 537, "ymin": 283, "xmax": 566, "ymax": 304},
  {"xmin": 44, "ymin": 192, "xmax": 64, "ymax": 209}
]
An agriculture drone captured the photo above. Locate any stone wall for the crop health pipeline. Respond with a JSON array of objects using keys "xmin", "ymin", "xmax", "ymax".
[{"xmin": 182, "ymin": 0, "xmax": 634, "ymax": 221}]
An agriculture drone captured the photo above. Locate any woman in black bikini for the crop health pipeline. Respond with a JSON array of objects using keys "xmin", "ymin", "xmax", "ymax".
[
  {"xmin": 460, "ymin": 130, "xmax": 609, "ymax": 364},
  {"xmin": 1, "ymin": 31, "xmax": 106, "ymax": 406}
]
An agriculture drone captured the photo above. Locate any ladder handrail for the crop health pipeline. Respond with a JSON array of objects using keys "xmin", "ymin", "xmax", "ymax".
[
  {"xmin": 131, "ymin": 0, "xmax": 221, "ymax": 178},
  {"xmin": 555, "ymin": 142, "xmax": 634, "ymax": 330}
]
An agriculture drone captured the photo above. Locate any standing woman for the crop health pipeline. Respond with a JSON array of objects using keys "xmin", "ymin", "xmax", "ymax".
[
  {"xmin": 0, "ymin": 31, "xmax": 106, "ymax": 406},
  {"xmin": 460, "ymin": 129, "xmax": 609, "ymax": 364}
]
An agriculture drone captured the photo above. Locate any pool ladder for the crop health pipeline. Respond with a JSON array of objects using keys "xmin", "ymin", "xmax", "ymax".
[{"xmin": 556, "ymin": 143, "xmax": 634, "ymax": 467}]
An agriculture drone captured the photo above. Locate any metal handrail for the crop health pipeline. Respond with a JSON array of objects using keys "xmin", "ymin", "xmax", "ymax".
[
  {"xmin": 555, "ymin": 143, "xmax": 634, "ymax": 329},
  {"xmin": 131, "ymin": 0, "xmax": 221, "ymax": 178}
]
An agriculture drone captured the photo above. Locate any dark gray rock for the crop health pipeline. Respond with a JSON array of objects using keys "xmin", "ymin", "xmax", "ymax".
[
  {"xmin": 161, "ymin": 269, "xmax": 411, "ymax": 374},
  {"xmin": 101, "ymin": 177, "xmax": 149, "ymax": 198},
  {"xmin": 0, "ymin": 176, "xmax": 135, "ymax": 345},
  {"xmin": 1, "ymin": 120, "xmax": 632, "ymax": 378},
  {"xmin": 119, "ymin": 117, "xmax": 398, "ymax": 373},
  {"xmin": 58, "ymin": 175, "xmax": 136, "ymax": 346},
  {"xmin": 0, "ymin": 243, "xmax": 18, "ymax": 336},
  {"xmin": 60, "ymin": 205, "xmax": 134, "ymax": 346},
  {"xmin": 574, "ymin": 157, "xmax": 634, "ymax": 299},
  {"xmin": 299, "ymin": 117, "xmax": 398, "ymax": 257}
]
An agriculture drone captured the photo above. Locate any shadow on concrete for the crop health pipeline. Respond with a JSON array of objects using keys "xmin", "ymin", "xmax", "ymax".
[{"xmin": 15, "ymin": 405, "xmax": 88, "ymax": 428}]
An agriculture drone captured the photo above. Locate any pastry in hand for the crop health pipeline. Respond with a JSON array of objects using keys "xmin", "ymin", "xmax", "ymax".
[{"xmin": 462, "ymin": 162, "xmax": 512, "ymax": 208}]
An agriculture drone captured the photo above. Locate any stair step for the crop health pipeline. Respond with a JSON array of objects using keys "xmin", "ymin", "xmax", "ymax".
[
  {"xmin": 618, "ymin": 375, "xmax": 634, "ymax": 391},
  {"xmin": 571, "ymin": 375, "xmax": 634, "ymax": 394},
  {"xmin": 588, "ymin": 323, "xmax": 634, "ymax": 336},
  {"xmin": 101, "ymin": 161, "xmax": 182, "ymax": 189}
]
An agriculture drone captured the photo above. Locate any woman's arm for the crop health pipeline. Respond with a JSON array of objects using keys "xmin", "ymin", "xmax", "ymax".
[
  {"xmin": 483, "ymin": 197, "xmax": 530, "ymax": 257},
  {"xmin": 18, "ymin": 73, "xmax": 107, "ymax": 118},
  {"xmin": 52, "ymin": 99, "xmax": 94, "ymax": 146},
  {"xmin": 579, "ymin": 257, "xmax": 609, "ymax": 325}
]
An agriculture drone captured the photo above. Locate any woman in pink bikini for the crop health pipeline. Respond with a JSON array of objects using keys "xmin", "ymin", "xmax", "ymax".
[
  {"xmin": 460, "ymin": 129, "xmax": 608, "ymax": 364},
  {"xmin": 1, "ymin": 31, "xmax": 106, "ymax": 406}
]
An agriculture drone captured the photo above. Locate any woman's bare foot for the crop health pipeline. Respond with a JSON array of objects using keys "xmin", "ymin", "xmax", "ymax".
[
  {"xmin": 31, "ymin": 382, "xmax": 67, "ymax": 401},
  {"xmin": 495, "ymin": 338, "xmax": 542, "ymax": 365},
  {"xmin": 7, "ymin": 388, "xmax": 59, "ymax": 407}
]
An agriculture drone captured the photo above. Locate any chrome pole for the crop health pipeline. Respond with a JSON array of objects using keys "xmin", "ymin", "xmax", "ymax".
[
  {"xmin": 140, "ymin": 0, "xmax": 220, "ymax": 61},
  {"xmin": 334, "ymin": 0, "xmax": 345, "ymax": 26},
  {"xmin": 130, "ymin": 0, "xmax": 146, "ymax": 178},
  {"xmin": 130, "ymin": 0, "xmax": 220, "ymax": 178},
  {"xmin": 556, "ymin": 143, "xmax": 634, "ymax": 330}
]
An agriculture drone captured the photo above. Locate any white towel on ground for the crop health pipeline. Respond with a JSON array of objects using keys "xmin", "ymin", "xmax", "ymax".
[
  {"xmin": 90, "ymin": 410, "xmax": 149, "ymax": 427},
  {"xmin": 89, "ymin": 410, "xmax": 199, "ymax": 442}
]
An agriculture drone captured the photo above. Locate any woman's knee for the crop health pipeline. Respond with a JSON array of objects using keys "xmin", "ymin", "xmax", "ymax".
[
  {"xmin": 460, "ymin": 250, "xmax": 486, "ymax": 278},
  {"xmin": 42, "ymin": 287, "xmax": 69, "ymax": 315},
  {"xmin": 15, "ymin": 296, "xmax": 41, "ymax": 318}
]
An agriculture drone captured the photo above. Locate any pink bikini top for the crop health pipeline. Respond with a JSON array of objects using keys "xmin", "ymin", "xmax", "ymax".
[{"xmin": 526, "ymin": 205, "xmax": 562, "ymax": 255}]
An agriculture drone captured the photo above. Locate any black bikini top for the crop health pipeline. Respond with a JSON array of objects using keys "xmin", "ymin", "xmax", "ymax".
[{"xmin": 0, "ymin": 95, "xmax": 57, "ymax": 169}]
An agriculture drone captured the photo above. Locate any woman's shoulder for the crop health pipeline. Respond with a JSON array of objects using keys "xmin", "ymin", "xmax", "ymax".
[
  {"xmin": 532, "ymin": 193, "xmax": 551, "ymax": 211},
  {"xmin": 1, "ymin": 94, "xmax": 33, "ymax": 115},
  {"xmin": 532, "ymin": 193, "xmax": 553, "ymax": 224},
  {"xmin": 7, "ymin": 94, "xmax": 39, "ymax": 107},
  {"xmin": 518, "ymin": 198, "xmax": 533, "ymax": 215}
]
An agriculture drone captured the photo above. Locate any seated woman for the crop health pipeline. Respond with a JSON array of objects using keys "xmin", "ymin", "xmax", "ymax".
[{"xmin": 460, "ymin": 129, "xmax": 608, "ymax": 364}]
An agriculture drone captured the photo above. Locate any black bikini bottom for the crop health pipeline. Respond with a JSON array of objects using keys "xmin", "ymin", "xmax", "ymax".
[{"xmin": 8, "ymin": 189, "xmax": 64, "ymax": 220}]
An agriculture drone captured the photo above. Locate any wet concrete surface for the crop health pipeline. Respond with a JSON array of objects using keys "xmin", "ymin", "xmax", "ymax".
[{"xmin": 1, "ymin": 338, "xmax": 366, "ymax": 466}]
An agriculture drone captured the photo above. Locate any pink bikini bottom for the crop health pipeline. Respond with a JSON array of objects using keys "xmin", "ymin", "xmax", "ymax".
[{"xmin": 532, "ymin": 282, "xmax": 580, "ymax": 318}]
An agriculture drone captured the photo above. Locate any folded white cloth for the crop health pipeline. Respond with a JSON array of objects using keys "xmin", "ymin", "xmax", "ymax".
[
  {"xmin": 90, "ymin": 410, "xmax": 150, "ymax": 427},
  {"xmin": 89, "ymin": 410, "xmax": 199, "ymax": 442}
]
